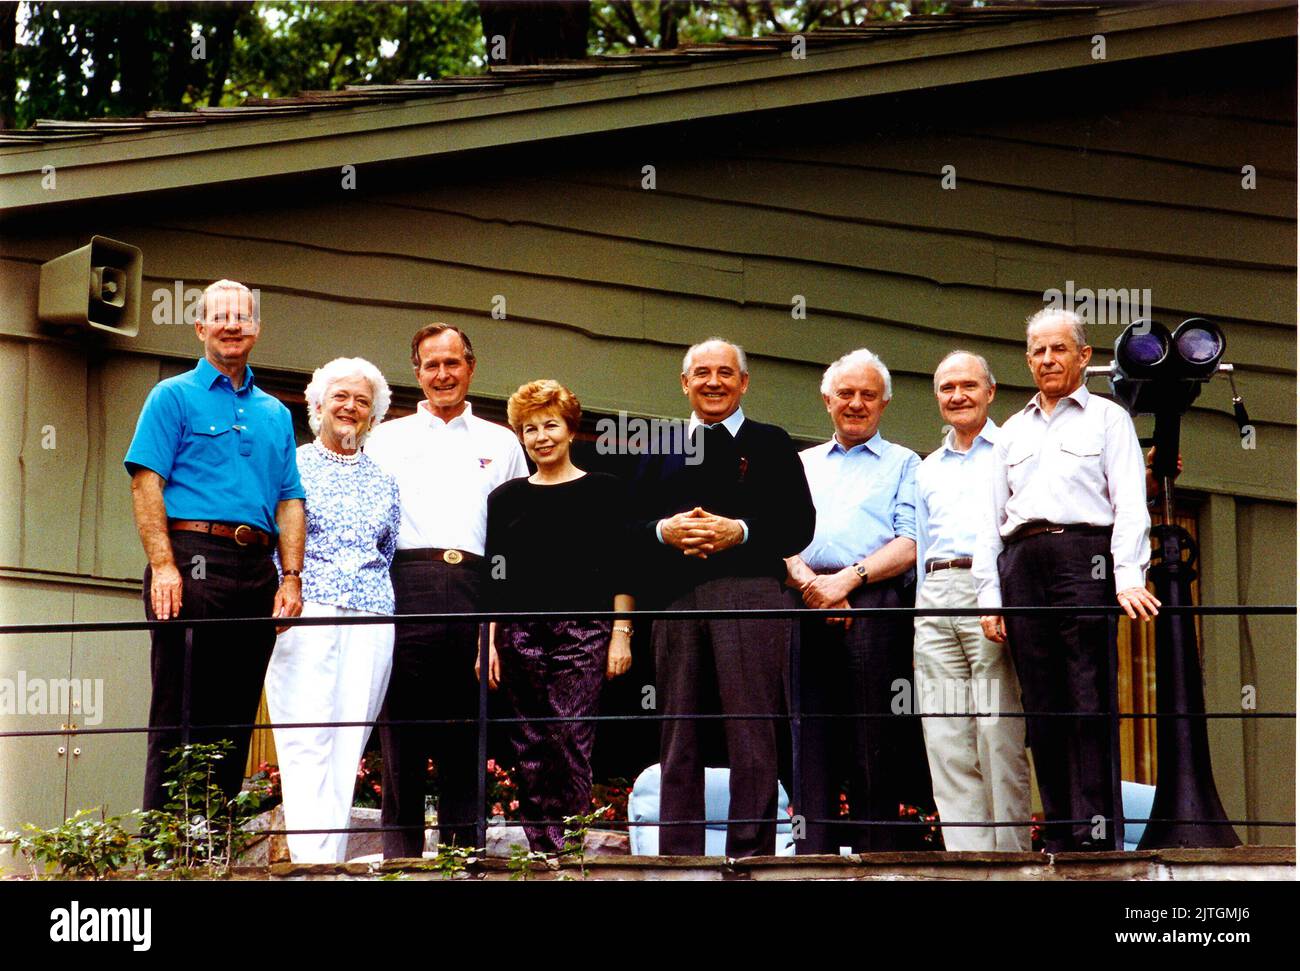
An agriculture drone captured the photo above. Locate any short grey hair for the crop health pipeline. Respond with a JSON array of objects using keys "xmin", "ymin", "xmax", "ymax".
[
  {"xmin": 1025, "ymin": 307, "xmax": 1087, "ymax": 352},
  {"xmin": 305, "ymin": 357, "xmax": 392, "ymax": 444},
  {"xmin": 820, "ymin": 348, "xmax": 892, "ymax": 401},
  {"xmin": 933, "ymin": 350, "xmax": 996, "ymax": 393},
  {"xmin": 682, "ymin": 337, "xmax": 748, "ymax": 376}
]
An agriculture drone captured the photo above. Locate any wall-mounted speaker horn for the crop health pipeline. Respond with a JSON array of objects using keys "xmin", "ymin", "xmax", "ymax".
[{"xmin": 38, "ymin": 235, "xmax": 142, "ymax": 337}]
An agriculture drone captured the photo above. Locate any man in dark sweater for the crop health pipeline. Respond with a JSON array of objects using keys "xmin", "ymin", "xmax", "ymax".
[{"xmin": 633, "ymin": 338, "xmax": 815, "ymax": 857}]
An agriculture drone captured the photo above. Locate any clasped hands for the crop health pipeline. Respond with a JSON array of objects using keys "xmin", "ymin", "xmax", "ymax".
[
  {"xmin": 659, "ymin": 506, "xmax": 745, "ymax": 558},
  {"xmin": 787, "ymin": 560, "xmax": 859, "ymax": 629}
]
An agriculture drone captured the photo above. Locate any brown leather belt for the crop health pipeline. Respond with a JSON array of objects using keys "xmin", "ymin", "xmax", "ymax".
[
  {"xmin": 394, "ymin": 547, "xmax": 483, "ymax": 567},
  {"xmin": 1007, "ymin": 521, "xmax": 1111, "ymax": 545},
  {"xmin": 925, "ymin": 557, "xmax": 973, "ymax": 574},
  {"xmin": 169, "ymin": 519, "xmax": 273, "ymax": 547}
]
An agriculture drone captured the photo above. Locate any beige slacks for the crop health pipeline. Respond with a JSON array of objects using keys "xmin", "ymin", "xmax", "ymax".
[{"xmin": 913, "ymin": 567, "xmax": 1031, "ymax": 851}]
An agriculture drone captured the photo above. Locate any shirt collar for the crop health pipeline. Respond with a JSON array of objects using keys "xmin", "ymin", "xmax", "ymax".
[
  {"xmin": 195, "ymin": 356, "xmax": 254, "ymax": 392},
  {"xmin": 830, "ymin": 429, "xmax": 884, "ymax": 456},
  {"xmin": 419, "ymin": 399, "xmax": 473, "ymax": 429},
  {"xmin": 941, "ymin": 418, "xmax": 999, "ymax": 455},
  {"xmin": 688, "ymin": 406, "xmax": 745, "ymax": 438},
  {"xmin": 1025, "ymin": 382, "xmax": 1090, "ymax": 416}
]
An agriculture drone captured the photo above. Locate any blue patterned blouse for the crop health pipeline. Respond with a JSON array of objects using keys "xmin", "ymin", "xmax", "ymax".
[{"xmin": 281, "ymin": 440, "xmax": 401, "ymax": 614}]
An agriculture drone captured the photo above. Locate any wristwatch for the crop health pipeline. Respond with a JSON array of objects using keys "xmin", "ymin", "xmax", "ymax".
[{"xmin": 852, "ymin": 562, "xmax": 868, "ymax": 583}]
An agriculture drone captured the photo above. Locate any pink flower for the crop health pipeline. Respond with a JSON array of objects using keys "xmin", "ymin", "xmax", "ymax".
[
  {"xmin": 486, "ymin": 759, "xmax": 497, "ymax": 773},
  {"xmin": 492, "ymin": 802, "xmax": 504, "ymax": 816},
  {"xmin": 509, "ymin": 800, "xmax": 519, "ymax": 812}
]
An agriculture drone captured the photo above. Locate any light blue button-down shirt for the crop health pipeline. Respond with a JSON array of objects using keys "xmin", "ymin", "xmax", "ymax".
[
  {"xmin": 797, "ymin": 431, "xmax": 919, "ymax": 571},
  {"xmin": 915, "ymin": 419, "xmax": 999, "ymax": 570}
]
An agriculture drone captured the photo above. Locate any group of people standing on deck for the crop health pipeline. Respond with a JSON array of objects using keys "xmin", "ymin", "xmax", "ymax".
[{"xmin": 125, "ymin": 278, "xmax": 1161, "ymax": 862}]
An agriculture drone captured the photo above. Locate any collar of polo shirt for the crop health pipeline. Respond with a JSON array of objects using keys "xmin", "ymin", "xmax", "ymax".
[
  {"xmin": 419, "ymin": 398, "xmax": 473, "ymax": 428},
  {"xmin": 196, "ymin": 356, "xmax": 254, "ymax": 392}
]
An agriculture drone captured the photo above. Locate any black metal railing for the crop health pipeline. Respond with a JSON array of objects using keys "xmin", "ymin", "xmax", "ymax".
[{"xmin": 1, "ymin": 602, "xmax": 1295, "ymax": 855}]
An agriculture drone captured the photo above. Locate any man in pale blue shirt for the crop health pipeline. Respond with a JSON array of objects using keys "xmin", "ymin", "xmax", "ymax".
[
  {"xmin": 784, "ymin": 348, "xmax": 928, "ymax": 852},
  {"xmin": 914, "ymin": 351, "xmax": 1030, "ymax": 851}
]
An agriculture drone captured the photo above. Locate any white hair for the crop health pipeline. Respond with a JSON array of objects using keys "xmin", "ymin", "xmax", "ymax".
[
  {"xmin": 933, "ymin": 350, "xmax": 996, "ymax": 393},
  {"xmin": 1025, "ymin": 307, "xmax": 1087, "ymax": 352},
  {"xmin": 305, "ymin": 357, "xmax": 392, "ymax": 444},
  {"xmin": 820, "ymin": 348, "xmax": 892, "ymax": 400},
  {"xmin": 682, "ymin": 337, "xmax": 748, "ymax": 376}
]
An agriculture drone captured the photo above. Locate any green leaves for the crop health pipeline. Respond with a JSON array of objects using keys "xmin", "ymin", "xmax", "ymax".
[
  {"xmin": 10, "ymin": 807, "xmax": 139, "ymax": 879},
  {"xmin": 7, "ymin": 740, "xmax": 274, "ymax": 879}
]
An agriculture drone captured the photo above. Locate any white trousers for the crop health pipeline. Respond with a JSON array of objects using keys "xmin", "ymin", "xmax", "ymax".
[
  {"xmin": 914, "ymin": 568, "xmax": 1032, "ymax": 851},
  {"xmin": 265, "ymin": 602, "xmax": 394, "ymax": 863}
]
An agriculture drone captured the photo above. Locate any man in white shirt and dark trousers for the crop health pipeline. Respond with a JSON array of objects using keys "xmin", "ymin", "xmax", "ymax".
[
  {"xmin": 974, "ymin": 309, "xmax": 1159, "ymax": 852},
  {"xmin": 915, "ymin": 351, "xmax": 1030, "ymax": 851},
  {"xmin": 365, "ymin": 324, "xmax": 527, "ymax": 856}
]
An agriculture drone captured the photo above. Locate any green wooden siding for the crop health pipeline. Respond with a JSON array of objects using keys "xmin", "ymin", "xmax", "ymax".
[{"xmin": 0, "ymin": 38, "xmax": 1292, "ymax": 838}]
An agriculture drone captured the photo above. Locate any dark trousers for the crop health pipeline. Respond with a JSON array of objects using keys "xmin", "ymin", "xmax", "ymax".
[
  {"xmin": 142, "ymin": 530, "xmax": 278, "ymax": 812},
  {"xmin": 780, "ymin": 587, "xmax": 842, "ymax": 855},
  {"xmin": 998, "ymin": 530, "xmax": 1121, "ymax": 852},
  {"xmin": 793, "ymin": 576, "xmax": 923, "ymax": 852},
  {"xmin": 380, "ymin": 559, "xmax": 481, "ymax": 857},
  {"xmin": 655, "ymin": 575, "xmax": 788, "ymax": 858},
  {"xmin": 498, "ymin": 619, "xmax": 610, "ymax": 854}
]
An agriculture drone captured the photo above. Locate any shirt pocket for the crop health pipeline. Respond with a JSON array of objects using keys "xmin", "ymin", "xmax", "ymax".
[
  {"xmin": 1058, "ymin": 434, "xmax": 1105, "ymax": 489},
  {"xmin": 189, "ymin": 418, "xmax": 235, "ymax": 464},
  {"xmin": 1005, "ymin": 443, "xmax": 1036, "ymax": 493}
]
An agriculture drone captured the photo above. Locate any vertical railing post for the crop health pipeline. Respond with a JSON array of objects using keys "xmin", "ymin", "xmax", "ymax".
[
  {"xmin": 181, "ymin": 624, "xmax": 194, "ymax": 748},
  {"xmin": 476, "ymin": 620, "xmax": 490, "ymax": 850},
  {"xmin": 789, "ymin": 612, "xmax": 803, "ymax": 853},
  {"xmin": 1109, "ymin": 616, "xmax": 1126, "ymax": 851}
]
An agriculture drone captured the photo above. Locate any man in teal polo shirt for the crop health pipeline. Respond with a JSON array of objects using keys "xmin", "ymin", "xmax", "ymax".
[{"xmin": 125, "ymin": 279, "xmax": 305, "ymax": 811}]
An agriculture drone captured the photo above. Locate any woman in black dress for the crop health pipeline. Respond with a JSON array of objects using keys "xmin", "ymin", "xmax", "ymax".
[{"xmin": 479, "ymin": 379, "xmax": 633, "ymax": 853}]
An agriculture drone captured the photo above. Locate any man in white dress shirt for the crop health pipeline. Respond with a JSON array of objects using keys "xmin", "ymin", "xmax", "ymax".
[
  {"xmin": 914, "ymin": 351, "xmax": 1030, "ymax": 851},
  {"xmin": 973, "ymin": 309, "xmax": 1159, "ymax": 852},
  {"xmin": 365, "ymin": 324, "xmax": 527, "ymax": 856}
]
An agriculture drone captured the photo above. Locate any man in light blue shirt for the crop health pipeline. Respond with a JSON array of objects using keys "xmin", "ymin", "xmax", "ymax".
[
  {"xmin": 914, "ymin": 351, "xmax": 1030, "ymax": 851},
  {"xmin": 125, "ymin": 279, "xmax": 305, "ymax": 813},
  {"xmin": 784, "ymin": 348, "xmax": 927, "ymax": 852}
]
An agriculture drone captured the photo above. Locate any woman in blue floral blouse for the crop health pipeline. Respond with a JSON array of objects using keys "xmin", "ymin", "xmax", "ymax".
[{"xmin": 265, "ymin": 357, "xmax": 401, "ymax": 863}]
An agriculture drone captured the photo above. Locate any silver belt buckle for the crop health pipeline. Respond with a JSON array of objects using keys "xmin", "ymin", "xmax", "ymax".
[{"xmin": 442, "ymin": 549, "xmax": 463, "ymax": 565}]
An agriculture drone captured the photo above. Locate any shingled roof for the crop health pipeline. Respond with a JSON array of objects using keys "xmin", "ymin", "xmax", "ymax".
[
  {"xmin": 0, "ymin": 3, "xmax": 1121, "ymax": 145},
  {"xmin": 1, "ymin": 0, "xmax": 1292, "ymax": 212}
]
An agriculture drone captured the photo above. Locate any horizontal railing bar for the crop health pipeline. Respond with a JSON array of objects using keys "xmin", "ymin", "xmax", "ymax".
[
  {"xmin": 4, "ymin": 710, "xmax": 1294, "ymax": 740},
  {"xmin": 4, "ymin": 709, "xmax": 1294, "ymax": 740},
  {"xmin": 1, "ymin": 603, "xmax": 1293, "ymax": 635}
]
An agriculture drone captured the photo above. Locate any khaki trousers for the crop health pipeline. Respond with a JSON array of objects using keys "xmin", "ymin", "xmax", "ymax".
[{"xmin": 913, "ymin": 567, "xmax": 1031, "ymax": 851}]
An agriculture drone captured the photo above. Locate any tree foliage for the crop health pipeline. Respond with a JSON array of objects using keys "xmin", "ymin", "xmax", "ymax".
[{"xmin": 4, "ymin": 1, "xmax": 948, "ymax": 128}]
